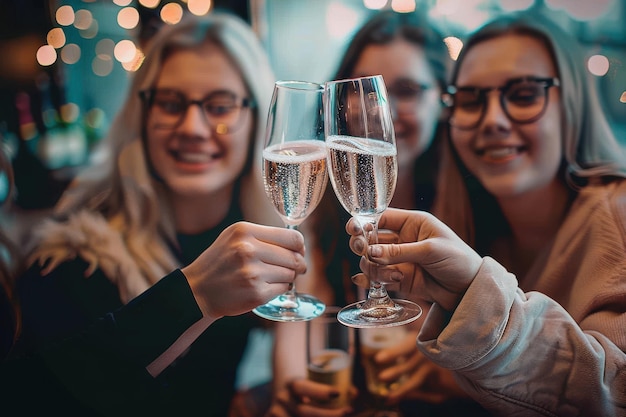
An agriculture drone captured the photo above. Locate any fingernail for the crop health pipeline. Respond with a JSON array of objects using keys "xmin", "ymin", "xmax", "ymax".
[{"xmin": 370, "ymin": 245, "xmax": 382, "ymax": 258}]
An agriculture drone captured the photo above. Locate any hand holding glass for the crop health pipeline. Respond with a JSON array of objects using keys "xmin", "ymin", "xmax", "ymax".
[
  {"xmin": 253, "ymin": 81, "xmax": 327, "ymax": 322},
  {"xmin": 324, "ymin": 75, "xmax": 422, "ymax": 328}
]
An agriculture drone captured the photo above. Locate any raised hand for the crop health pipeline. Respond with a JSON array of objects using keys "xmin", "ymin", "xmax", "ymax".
[
  {"xmin": 346, "ymin": 209, "xmax": 483, "ymax": 312},
  {"xmin": 182, "ymin": 222, "xmax": 306, "ymax": 319}
]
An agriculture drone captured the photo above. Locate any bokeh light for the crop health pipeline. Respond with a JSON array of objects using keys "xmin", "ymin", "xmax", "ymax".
[
  {"xmin": 113, "ymin": 0, "xmax": 133, "ymax": 6},
  {"xmin": 391, "ymin": 0, "xmax": 416, "ymax": 13},
  {"xmin": 61, "ymin": 43, "xmax": 81, "ymax": 64},
  {"xmin": 188, "ymin": 0, "xmax": 212, "ymax": 16},
  {"xmin": 122, "ymin": 48, "xmax": 145, "ymax": 72},
  {"xmin": 363, "ymin": 0, "xmax": 388, "ymax": 10},
  {"xmin": 60, "ymin": 103, "xmax": 80, "ymax": 124},
  {"xmin": 588, "ymin": 54, "xmax": 610, "ymax": 76},
  {"xmin": 37, "ymin": 45, "xmax": 57, "ymax": 66},
  {"xmin": 47, "ymin": 28, "xmax": 66, "ymax": 49},
  {"xmin": 161, "ymin": 3, "xmax": 184, "ymax": 25},
  {"xmin": 114, "ymin": 39, "xmax": 137, "ymax": 63},
  {"xmin": 92, "ymin": 55, "xmax": 113, "ymax": 76},
  {"xmin": 620, "ymin": 92, "xmax": 626, "ymax": 104},
  {"xmin": 118, "ymin": 7, "xmax": 140, "ymax": 29},
  {"xmin": 56, "ymin": 5, "xmax": 75, "ymax": 26},
  {"xmin": 444, "ymin": 36, "xmax": 463, "ymax": 61},
  {"xmin": 74, "ymin": 9, "xmax": 93, "ymax": 30},
  {"xmin": 96, "ymin": 38, "xmax": 116, "ymax": 56},
  {"xmin": 139, "ymin": 0, "xmax": 161, "ymax": 9},
  {"xmin": 79, "ymin": 19, "xmax": 99, "ymax": 39},
  {"xmin": 85, "ymin": 108, "xmax": 106, "ymax": 129}
]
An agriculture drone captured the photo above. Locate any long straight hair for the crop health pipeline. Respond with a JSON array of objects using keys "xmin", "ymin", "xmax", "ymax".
[
  {"xmin": 433, "ymin": 11, "xmax": 626, "ymax": 250},
  {"xmin": 38, "ymin": 12, "xmax": 278, "ymax": 281},
  {"xmin": 332, "ymin": 10, "xmax": 452, "ymax": 199}
]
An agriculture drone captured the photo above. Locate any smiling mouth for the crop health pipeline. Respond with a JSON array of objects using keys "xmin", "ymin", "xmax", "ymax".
[
  {"xmin": 171, "ymin": 151, "xmax": 217, "ymax": 163},
  {"xmin": 477, "ymin": 146, "xmax": 526, "ymax": 160}
]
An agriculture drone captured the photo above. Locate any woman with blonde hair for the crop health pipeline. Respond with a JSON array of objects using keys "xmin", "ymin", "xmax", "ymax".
[{"xmin": 14, "ymin": 11, "xmax": 305, "ymax": 416}]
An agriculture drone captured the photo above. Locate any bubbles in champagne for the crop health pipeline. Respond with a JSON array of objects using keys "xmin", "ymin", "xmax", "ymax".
[
  {"xmin": 263, "ymin": 140, "xmax": 328, "ymax": 226},
  {"xmin": 326, "ymin": 135, "xmax": 397, "ymax": 221}
]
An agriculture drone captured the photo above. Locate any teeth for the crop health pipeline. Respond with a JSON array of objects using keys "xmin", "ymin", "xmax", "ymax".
[
  {"xmin": 177, "ymin": 152, "xmax": 212, "ymax": 163},
  {"xmin": 483, "ymin": 147, "xmax": 517, "ymax": 159}
]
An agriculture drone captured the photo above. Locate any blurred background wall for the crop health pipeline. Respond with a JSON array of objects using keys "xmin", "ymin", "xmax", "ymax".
[{"xmin": 1, "ymin": 0, "xmax": 625, "ymax": 212}]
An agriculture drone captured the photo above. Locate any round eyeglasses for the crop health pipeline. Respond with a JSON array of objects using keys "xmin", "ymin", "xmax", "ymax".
[
  {"xmin": 443, "ymin": 76, "xmax": 560, "ymax": 130},
  {"xmin": 139, "ymin": 88, "xmax": 255, "ymax": 134}
]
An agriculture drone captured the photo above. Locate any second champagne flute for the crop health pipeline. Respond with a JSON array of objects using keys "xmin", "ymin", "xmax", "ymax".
[
  {"xmin": 253, "ymin": 81, "xmax": 327, "ymax": 322},
  {"xmin": 324, "ymin": 75, "xmax": 422, "ymax": 328}
]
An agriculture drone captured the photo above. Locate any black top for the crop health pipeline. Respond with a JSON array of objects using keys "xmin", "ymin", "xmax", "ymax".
[
  {"xmin": 0, "ymin": 281, "xmax": 16, "ymax": 359},
  {"xmin": 2, "ymin": 269, "xmax": 200, "ymax": 416},
  {"xmin": 8, "ymin": 205, "xmax": 260, "ymax": 416}
]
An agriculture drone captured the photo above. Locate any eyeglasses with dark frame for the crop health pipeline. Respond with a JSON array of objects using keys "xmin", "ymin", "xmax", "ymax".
[
  {"xmin": 139, "ymin": 88, "xmax": 255, "ymax": 134},
  {"xmin": 442, "ymin": 76, "xmax": 560, "ymax": 130}
]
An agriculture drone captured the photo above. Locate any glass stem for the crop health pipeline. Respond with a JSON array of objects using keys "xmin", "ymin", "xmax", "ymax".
[
  {"xmin": 362, "ymin": 220, "xmax": 394, "ymax": 309},
  {"xmin": 282, "ymin": 224, "xmax": 299, "ymax": 306}
]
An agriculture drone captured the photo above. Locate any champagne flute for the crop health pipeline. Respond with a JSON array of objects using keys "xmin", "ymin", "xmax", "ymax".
[
  {"xmin": 324, "ymin": 75, "xmax": 422, "ymax": 328},
  {"xmin": 253, "ymin": 80, "xmax": 327, "ymax": 322}
]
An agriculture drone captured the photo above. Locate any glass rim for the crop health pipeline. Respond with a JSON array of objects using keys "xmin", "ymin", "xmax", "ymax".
[
  {"xmin": 275, "ymin": 80, "xmax": 324, "ymax": 91},
  {"xmin": 325, "ymin": 74, "xmax": 384, "ymax": 86}
]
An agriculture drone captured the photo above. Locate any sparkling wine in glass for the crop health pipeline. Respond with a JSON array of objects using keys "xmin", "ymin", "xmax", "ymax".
[
  {"xmin": 253, "ymin": 80, "xmax": 327, "ymax": 322},
  {"xmin": 324, "ymin": 75, "xmax": 422, "ymax": 328}
]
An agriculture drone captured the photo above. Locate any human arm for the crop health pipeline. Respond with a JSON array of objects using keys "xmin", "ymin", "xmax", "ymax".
[
  {"xmin": 347, "ymin": 208, "xmax": 626, "ymax": 416},
  {"xmin": 4, "ymin": 269, "xmax": 198, "ymax": 415},
  {"xmin": 148, "ymin": 221, "xmax": 306, "ymax": 376},
  {"xmin": 10, "ymin": 220, "xmax": 306, "ymax": 414}
]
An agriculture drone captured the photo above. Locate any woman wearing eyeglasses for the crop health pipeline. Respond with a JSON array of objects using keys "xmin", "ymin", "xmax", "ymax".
[
  {"xmin": 11, "ymin": 12, "xmax": 306, "ymax": 416},
  {"xmin": 346, "ymin": 11, "xmax": 626, "ymax": 417}
]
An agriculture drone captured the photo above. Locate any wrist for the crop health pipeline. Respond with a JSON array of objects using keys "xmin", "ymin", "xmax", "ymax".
[{"xmin": 180, "ymin": 266, "xmax": 220, "ymax": 320}]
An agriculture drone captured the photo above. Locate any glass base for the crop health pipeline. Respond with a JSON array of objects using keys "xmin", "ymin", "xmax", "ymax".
[
  {"xmin": 337, "ymin": 299, "xmax": 421, "ymax": 328},
  {"xmin": 253, "ymin": 292, "xmax": 326, "ymax": 322}
]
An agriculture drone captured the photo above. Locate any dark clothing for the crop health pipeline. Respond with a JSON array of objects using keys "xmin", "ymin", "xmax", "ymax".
[
  {"xmin": 0, "ymin": 282, "xmax": 16, "ymax": 359},
  {"xmin": 2, "ymin": 270, "xmax": 199, "ymax": 416},
  {"xmin": 10, "ymin": 205, "xmax": 259, "ymax": 416}
]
